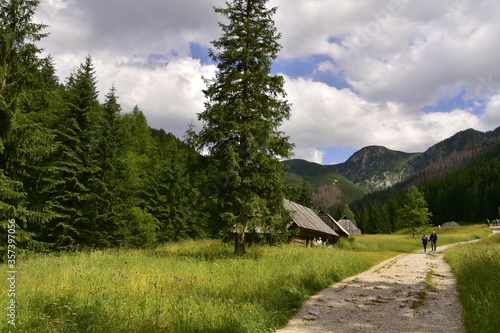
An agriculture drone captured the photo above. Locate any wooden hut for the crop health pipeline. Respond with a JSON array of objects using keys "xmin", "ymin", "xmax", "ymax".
[
  {"xmin": 337, "ymin": 215, "xmax": 362, "ymax": 235},
  {"xmin": 284, "ymin": 199, "xmax": 339, "ymax": 246},
  {"xmin": 317, "ymin": 210, "xmax": 350, "ymax": 238}
]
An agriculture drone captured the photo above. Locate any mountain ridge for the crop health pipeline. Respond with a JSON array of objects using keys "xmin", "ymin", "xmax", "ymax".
[{"xmin": 285, "ymin": 126, "xmax": 500, "ymax": 208}]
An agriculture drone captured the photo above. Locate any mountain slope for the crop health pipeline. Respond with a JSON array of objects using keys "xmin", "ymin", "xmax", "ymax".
[
  {"xmin": 284, "ymin": 126, "xmax": 500, "ymax": 209},
  {"xmin": 328, "ymin": 146, "xmax": 420, "ymax": 191},
  {"xmin": 283, "ymin": 159, "xmax": 368, "ymax": 207}
]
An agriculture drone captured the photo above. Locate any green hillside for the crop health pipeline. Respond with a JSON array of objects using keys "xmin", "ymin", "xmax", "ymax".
[
  {"xmin": 329, "ymin": 146, "xmax": 420, "ymax": 191},
  {"xmin": 350, "ymin": 139, "xmax": 500, "ymax": 233},
  {"xmin": 283, "ymin": 159, "xmax": 369, "ymax": 210},
  {"xmin": 284, "ymin": 126, "xmax": 500, "ymax": 229}
]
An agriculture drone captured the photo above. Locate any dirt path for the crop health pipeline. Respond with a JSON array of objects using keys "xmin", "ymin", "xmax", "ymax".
[{"xmin": 276, "ymin": 228, "xmax": 500, "ymax": 333}]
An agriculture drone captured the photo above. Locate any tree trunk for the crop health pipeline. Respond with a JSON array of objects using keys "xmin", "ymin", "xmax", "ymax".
[{"xmin": 234, "ymin": 229, "xmax": 246, "ymax": 256}]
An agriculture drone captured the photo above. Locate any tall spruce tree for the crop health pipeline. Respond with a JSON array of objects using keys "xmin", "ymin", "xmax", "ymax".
[
  {"xmin": 92, "ymin": 86, "xmax": 123, "ymax": 245},
  {"xmin": 0, "ymin": 0, "xmax": 57, "ymax": 250},
  {"xmin": 197, "ymin": 0, "xmax": 294, "ymax": 255},
  {"xmin": 50, "ymin": 55, "xmax": 103, "ymax": 248}
]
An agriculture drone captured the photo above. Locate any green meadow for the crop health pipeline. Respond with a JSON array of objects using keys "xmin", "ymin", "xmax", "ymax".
[
  {"xmin": 445, "ymin": 231, "xmax": 500, "ymax": 333},
  {"xmin": 1, "ymin": 224, "xmax": 493, "ymax": 332}
]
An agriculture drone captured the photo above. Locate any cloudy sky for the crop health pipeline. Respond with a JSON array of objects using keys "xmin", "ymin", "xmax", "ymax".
[{"xmin": 34, "ymin": 0, "xmax": 500, "ymax": 164}]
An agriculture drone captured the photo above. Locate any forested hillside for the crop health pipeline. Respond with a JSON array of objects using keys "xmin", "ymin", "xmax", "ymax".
[
  {"xmin": 0, "ymin": 1, "xmax": 212, "ymax": 252},
  {"xmin": 350, "ymin": 141, "xmax": 500, "ymax": 233},
  {"xmin": 283, "ymin": 159, "xmax": 368, "ymax": 215},
  {"xmin": 284, "ymin": 126, "xmax": 500, "ymax": 230}
]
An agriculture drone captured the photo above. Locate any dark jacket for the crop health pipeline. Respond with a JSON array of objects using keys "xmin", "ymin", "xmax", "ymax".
[{"xmin": 430, "ymin": 233, "xmax": 437, "ymax": 242}]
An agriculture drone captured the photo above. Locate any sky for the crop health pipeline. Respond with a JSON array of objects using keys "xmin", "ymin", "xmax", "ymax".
[{"xmin": 34, "ymin": 0, "xmax": 500, "ymax": 164}]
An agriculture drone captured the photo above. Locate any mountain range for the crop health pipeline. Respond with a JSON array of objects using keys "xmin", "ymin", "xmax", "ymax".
[{"xmin": 284, "ymin": 126, "xmax": 500, "ymax": 208}]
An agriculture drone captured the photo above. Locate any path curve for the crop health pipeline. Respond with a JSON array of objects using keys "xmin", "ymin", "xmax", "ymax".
[{"xmin": 276, "ymin": 228, "xmax": 499, "ymax": 333}]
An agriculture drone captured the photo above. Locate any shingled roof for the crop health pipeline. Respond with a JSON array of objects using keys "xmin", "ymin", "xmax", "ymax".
[
  {"xmin": 317, "ymin": 210, "xmax": 351, "ymax": 237},
  {"xmin": 284, "ymin": 199, "xmax": 339, "ymax": 236}
]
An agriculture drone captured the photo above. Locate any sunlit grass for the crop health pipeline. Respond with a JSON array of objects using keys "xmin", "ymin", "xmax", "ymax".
[
  {"xmin": 337, "ymin": 224, "xmax": 491, "ymax": 253},
  {"xmin": 3, "ymin": 241, "xmax": 372, "ymax": 332},
  {"xmin": 445, "ymin": 232, "xmax": 500, "ymax": 332},
  {"xmin": 1, "ymin": 224, "xmax": 492, "ymax": 332}
]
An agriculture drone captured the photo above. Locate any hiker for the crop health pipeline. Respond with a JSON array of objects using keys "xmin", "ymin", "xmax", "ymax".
[
  {"xmin": 317, "ymin": 237, "xmax": 323, "ymax": 246},
  {"xmin": 486, "ymin": 218, "xmax": 490, "ymax": 227},
  {"xmin": 429, "ymin": 231, "xmax": 438, "ymax": 252},
  {"xmin": 421, "ymin": 234, "xmax": 429, "ymax": 252},
  {"xmin": 312, "ymin": 238, "xmax": 318, "ymax": 247}
]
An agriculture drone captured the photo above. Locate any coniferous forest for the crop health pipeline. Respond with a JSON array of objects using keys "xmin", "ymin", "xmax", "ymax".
[
  {"xmin": 1, "ymin": 0, "xmax": 298, "ymax": 255},
  {"xmin": 351, "ymin": 143, "xmax": 500, "ymax": 234},
  {"xmin": 0, "ymin": 0, "xmax": 215, "ymax": 252}
]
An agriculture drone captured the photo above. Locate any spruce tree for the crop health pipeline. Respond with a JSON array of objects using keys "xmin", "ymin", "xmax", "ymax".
[
  {"xmin": 50, "ymin": 55, "xmax": 103, "ymax": 248},
  {"xmin": 92, "ymin": 86, "xmax": 123, "ymax": 246},
  {"xmin": 0, "ymin": 0, "xmax": 57, "ymax": 250},
  {"xmin": 197, "ymin": 0, "xmax": 294, "ymax": 255}
]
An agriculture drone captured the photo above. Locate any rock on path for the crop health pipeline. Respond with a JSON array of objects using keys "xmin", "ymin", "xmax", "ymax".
[{"xmin": 275, "ymin": 243, "xmax": 472, "ymax": 333}]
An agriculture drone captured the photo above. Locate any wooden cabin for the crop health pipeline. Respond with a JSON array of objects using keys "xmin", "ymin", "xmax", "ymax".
[
  {"xmin": 337, "ymin": 215, "xmax": 362, "ymax": 235},
  {"xmin": 284, "ymin": 199, "xmax": 339, "ymax": 246},
  {"xmin": 317, "ymin": 210, "xmax": 351, "ymax": 238}
]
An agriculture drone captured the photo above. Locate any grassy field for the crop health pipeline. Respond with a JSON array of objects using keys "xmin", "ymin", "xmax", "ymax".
[
  {"xmin": 445, "ymin": 230, "xmax": 500, "ymax": 333},
  {"xmin": 337, "ymin": 224, "xmax": 490, "ymax": 253},
  {"xmin": 1, "ymin": 224, "xmax": 492, "ymax": 332}
]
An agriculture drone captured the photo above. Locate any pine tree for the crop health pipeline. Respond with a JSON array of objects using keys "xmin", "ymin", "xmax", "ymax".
[
  {"xmin": 397, "ymin": 185, "xmax": 432, "ymax": 237},
  {"xmin": 197, "ymin": 0, "xmax": 294, "ymax": 255},
  {"xmin": 50, "ymin": 55, "xmax": 103, "ymax": 248},
  {"xmin": 91, "ymin": 86, "xmax": 124, "ymax": 246},
  {"xmin": 0, "ymin": 0, "xmax": 57, "ymax": 250},
  {"xmin": 0, "ymin": 0, "xmax": 48, "ymax": 133}
]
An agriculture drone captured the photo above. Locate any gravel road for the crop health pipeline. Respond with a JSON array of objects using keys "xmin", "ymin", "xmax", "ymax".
[{"xmin": 276, "ymin": 228, "xmax": 499, "ymax": 333}]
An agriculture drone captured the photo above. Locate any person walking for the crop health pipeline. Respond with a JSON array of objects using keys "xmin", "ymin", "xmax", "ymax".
[
  {"xmin": 429, "ymin": 230, "xmax": 438, "ymax": 252},
  {"xmin": 421, "ymin": 234, "xmax": 429, "ymax": 252}
]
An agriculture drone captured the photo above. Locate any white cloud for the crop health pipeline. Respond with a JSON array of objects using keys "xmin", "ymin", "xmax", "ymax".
[
  {"xmin": 36, "ymin": 0, "xmax": 224, "ymax": 57},
  {"xmin": 273, "ymin": 0, "xmax": 500, "ymax": 110},
  {"xmin": 95, "ymin": 56, "xmax": 215, "ymax": 136},
  {"xmin": 292, "ymin": 147, "xmax": 325, "ymax": 164},
  {"xmin": 282, "ymin": 77, "xmax": 493, "ymax": 156},
  {"xmin": 34, "ymin": 0, "xmax": 500, "ymax": 164},
  {"xmin": 483, "ymin": 94, "xmax": 500, "ymax": 126},
  {"xmin": 315, "ymin": 61, "xmax": 339, "ymax": 75}
]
